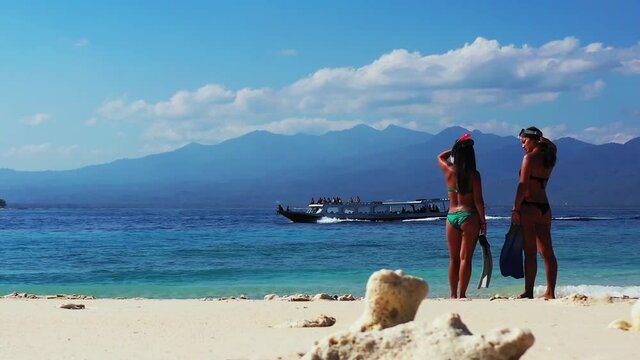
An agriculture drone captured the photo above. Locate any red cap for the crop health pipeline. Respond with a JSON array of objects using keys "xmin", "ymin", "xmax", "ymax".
[{"xmin": 457, "ymin": 133, "xmax": 472, "ymax": 142}]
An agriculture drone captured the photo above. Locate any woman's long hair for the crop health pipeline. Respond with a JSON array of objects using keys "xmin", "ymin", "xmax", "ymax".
[
  {"xmin": 539, "ymin": 142, "xmax": 556, "ymax": 168},
  {"xmin": 452, "ymin": 140, "xmax": 476, "ymax": 194}
]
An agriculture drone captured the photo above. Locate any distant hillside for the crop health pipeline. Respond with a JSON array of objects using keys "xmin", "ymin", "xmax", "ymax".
[{"xmin": 0, "ymin": 125, "xmax": 638, "ymax": 207}]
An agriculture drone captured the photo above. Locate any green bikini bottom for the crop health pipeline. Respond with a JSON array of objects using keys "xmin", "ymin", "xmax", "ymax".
[{"xmin": 447, "ymin": 210, "xmax": 476, "ymax": 231}]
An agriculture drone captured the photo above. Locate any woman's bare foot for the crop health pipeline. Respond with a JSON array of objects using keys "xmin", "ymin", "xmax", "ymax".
[
  {"xmin": 517, "ymin": 292, "xmax": 534, "ymax": 299},
  {"xmin": 541, "ymin": 291, "xmax": 555, "ymax": 300}
]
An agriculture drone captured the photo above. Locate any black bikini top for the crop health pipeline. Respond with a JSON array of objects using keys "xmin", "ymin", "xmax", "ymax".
[
  {"xmin": 530, "ymin": 175, "xmax": 549, "ymax": 189},
  {"xmin": 519, "ymin": 170, "xmax": 549, "ymax": 189}
]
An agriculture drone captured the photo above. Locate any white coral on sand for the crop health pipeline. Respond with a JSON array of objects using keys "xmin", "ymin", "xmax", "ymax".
[
  {"xmin": 301, "ymin": 269, "xmax": 535, "ymax": 360},
  {"xmin": 608, "ymin": 299, "xmax": 640, "ymax": 331},
  {"xmin": 303, "ymin": 312, "xmax": 534, "ymax": 360},
  {"xmin": 351, "ymin": 269, "xmax": 428, "ymax": 332}
]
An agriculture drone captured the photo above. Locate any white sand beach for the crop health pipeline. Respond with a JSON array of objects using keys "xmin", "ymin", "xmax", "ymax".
[{"xmin": 0, "ymin": 296, "xmax": 637, "ymax": 359}]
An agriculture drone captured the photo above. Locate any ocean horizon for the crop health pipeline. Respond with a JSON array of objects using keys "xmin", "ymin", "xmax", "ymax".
[{"xmin": 1, "ymin": 206, "xmax": 639, "ymax": 299}]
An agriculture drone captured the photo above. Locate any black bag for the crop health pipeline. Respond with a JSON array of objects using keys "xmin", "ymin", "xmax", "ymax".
[{"xmin": 500, "ymin": 224, "xmax": 524, "ymax": 279}]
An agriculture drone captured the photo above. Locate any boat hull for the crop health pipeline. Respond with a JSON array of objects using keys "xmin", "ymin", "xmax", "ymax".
[
  {"xmin": 277, "ymin": 207, "xmax": 446, "ymax": 223},
  {"xmin": 277, "ymin": 208, "xmax": 323, "ymax": 223}
]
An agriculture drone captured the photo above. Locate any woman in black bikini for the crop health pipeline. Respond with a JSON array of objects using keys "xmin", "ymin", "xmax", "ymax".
[{"xmin": 512, "ymin": 127, "xmax": 558, "ymax": 299}]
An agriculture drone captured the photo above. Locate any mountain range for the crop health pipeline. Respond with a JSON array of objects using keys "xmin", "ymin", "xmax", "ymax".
[{"xmin": 1, "ymin": 125, "xmax": 639, "ymax": 208}]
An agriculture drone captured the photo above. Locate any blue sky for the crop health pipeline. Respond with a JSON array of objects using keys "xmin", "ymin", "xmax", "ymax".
[{"xmin": 1, "ymin": 0, "xmax": 639, "ymax": 170}]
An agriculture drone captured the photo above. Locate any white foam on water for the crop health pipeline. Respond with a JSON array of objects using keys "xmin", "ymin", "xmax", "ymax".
[
  {"xmin": 402, "ymin": 217, "xmax": 444, "ymax": 222},
  {"xmin": 485, "ymin": 215, "xmax": 510, "ymax": 220},
  {"xmin": 554, "ymin": 216, "xmax": 615, "ymax": 221},
  {"xmin": 535, "ymin": 285, "xmax": 640, "ymax": 298}
]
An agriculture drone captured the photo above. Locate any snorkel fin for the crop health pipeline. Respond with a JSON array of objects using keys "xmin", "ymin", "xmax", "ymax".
[{"xmin": 477, "ymin": 234, "xmax": 493, "ymax": 289}]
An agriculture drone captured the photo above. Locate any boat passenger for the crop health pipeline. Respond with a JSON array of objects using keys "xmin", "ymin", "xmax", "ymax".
[
  {"xmin": 437, "ymin": 133, "xmax": 487, "ymax": 299},
  {"xmin": 512, "ymin": 127, "xmax": 558, "ymax": 299}
]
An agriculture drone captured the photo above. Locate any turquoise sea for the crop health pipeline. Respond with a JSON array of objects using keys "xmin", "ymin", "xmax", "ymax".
[{"xmin": 1, "ymin": 207, "xmax": 639, "ymax": 299}]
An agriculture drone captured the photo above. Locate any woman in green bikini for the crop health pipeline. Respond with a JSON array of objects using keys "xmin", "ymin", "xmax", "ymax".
[
  {"xmin": 437, "ymin": 134, "xmax": 487, "ymax": 298},
  {"xmin": 512, "ymin": 127, "xmax": 557, "ymax": 299}
]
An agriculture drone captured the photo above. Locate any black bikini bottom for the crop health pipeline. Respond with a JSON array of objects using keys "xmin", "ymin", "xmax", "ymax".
[{"xmin": 521, "ymin": 200, "xmax": 551, "ymax": 215}]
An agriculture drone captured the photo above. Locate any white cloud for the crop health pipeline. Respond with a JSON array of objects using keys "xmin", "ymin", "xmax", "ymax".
[
  {"xmin": 4, "ymin": 143, "xmax": 81, "ymax": 157},
  {"xmin": 569, "ymin": 123, "xmax": 638, "ymax": 144},
  {"xmin": 519, "ymin": 92, "xmax": 561, "ymax": 105},
  {"xmin": 279, "ymin": 49, "xmax": 298, "ymax": 57},
  {"xmin": 370, "ymin": 118, "xmax": 422, "ymax": 131},
  {"xmin": 430, "ymin": 89, "xmax": 502, "ymax": 105},
  {"xmin": 585, "ymin": 42, "xmax": 605, "ymax": 53},
  {"xmin": 141, "ymin": 117, "xmax": 362, "ymax": 145},
  {"xmin": 461, "ymin": 119, "xmax": 522, "ymax": 136},
  {"xmin": 139, "ymin": 143, "xmax": 184, "ymax": 157},
  {"xmin": 458, "ymin": 120, "xmax": 638, "ymax": 145},
  {"xmin": 5, "ymin": 143, "xmax": 51, "ymax": 156},
  {"xmin": 91, "ymin": 36, "xmax": 640, "ymax": 149},
  {"xmin": 152, "ymin": 84, "xmax": 234, "ymax": 117},
  {"xmin": 531, "ymin": 122, "xmax": 637, "ymax": 144},
  {"xmin": 620, "ymin": 59, "xmax": 640, "ymax": 74},
  {"xmin": 97, "ymin": 98, "xmax": 148, "ymax": 120},
  {"xmin": 538, "ymin": 37, "xmax": 580, "ymax": 56},
  {"xmin": 581, "ymin": 79, "xmax": 606, "ymax": 99},
  {"xmin": 85, "ymin": 117, "xmax": 98, "ymax": 126},
  {"xmin": 261, "ymin": 117, "xmax": 360, "ymax": 135},
  {"xmin": 59, "ymin": 145, "xmax": 80, "ymax": 155},
  {"xmin": 74, "ymin": 38, "xmax": 90, "ymax": 47},
  {"xmin": 21, "ymin": 113, "xmax": 51, "ymax": 126}
]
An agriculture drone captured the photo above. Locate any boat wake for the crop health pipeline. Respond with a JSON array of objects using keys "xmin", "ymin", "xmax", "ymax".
[
  {"xmin": 316, "ymin": 217, "xmax": 447, "ymax": 224},
  {"xmin": 316, "ymin": 217, "xmax": 369, "ymax": 224}
]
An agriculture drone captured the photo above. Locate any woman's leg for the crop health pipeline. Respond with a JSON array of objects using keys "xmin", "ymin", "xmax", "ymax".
[
  {"xmin": 536, "ymin": 213, "xmax": 557, "ymax": 299},
  {"xmin": 458, "ymin": 216, "xmax": 479, "ymax": 298},
  {"xmin": 446, "ymin": 221, "xmax": 462, "ymax": 298},
  {"xmin": 519, "ymin": 205, "xmax": 539, "ymax": 299}
]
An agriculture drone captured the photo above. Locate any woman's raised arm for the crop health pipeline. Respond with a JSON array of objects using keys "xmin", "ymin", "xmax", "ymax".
[{"xmin": 437, "ymin": 150, "xmax": 452, "ymax": 172}]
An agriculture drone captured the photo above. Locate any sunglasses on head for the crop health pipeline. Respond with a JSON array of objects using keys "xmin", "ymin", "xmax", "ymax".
[{"xmin": 519, "ymin": 128, "xmax": 542, "ymax": 138}]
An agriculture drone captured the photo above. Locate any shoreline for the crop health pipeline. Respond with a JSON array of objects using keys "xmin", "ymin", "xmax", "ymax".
[
  {"xmin": 4, "ymin": 290, "xmax": 639, "ymax": 301},
  {"xmin": 1, "ymin": 295, "xmax": 637, "ymax": 359}
]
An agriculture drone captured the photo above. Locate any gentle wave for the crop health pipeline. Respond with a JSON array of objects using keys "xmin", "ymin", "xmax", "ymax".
[
  {"xmin": 554, "ymin": 216, "xmax": 615, "ymax": 221},
  {"xmin": 536, "ymin": 285, "xmax": 640, "ymax": 298},
  {"xmin": 402, "ymin": 217, "xmax": 444, "ymax": 222},
  {"xmin": 307, "ymin": 215, "xmax": 627, "ymax": 223}
]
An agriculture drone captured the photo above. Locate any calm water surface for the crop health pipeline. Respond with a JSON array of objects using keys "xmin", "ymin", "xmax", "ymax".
[{"xmin": 1, "ymin": 207, "xmax": 639, "ymax": 298}]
